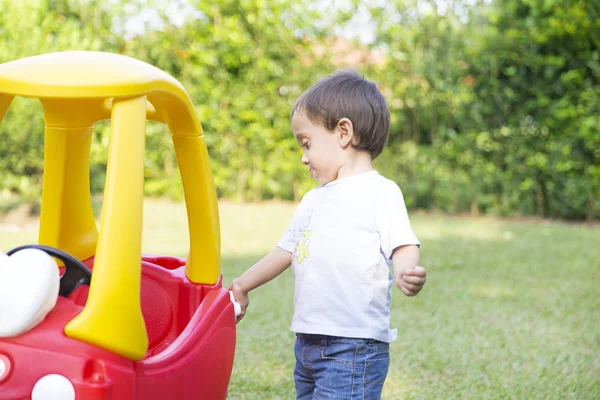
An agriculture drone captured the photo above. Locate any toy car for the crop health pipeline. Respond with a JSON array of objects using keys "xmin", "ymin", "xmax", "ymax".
[{"xmin": 0, "ymin": 51, "xmax": 239, "ymax": 399}]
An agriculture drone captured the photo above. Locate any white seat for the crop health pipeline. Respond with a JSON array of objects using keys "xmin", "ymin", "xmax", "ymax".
[{"xmin": 0, "ymin": 249, "xmax": 60, "ymax": 337}]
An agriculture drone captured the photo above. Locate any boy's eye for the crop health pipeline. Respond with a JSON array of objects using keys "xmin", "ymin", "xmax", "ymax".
[{"xmin": 301, "ymin": 142, "xmax": 310, "ymax": 149}]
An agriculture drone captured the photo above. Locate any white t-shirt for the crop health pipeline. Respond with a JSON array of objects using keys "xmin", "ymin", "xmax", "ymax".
[{"xmin": 277, "ymin": 170, "xmax": 420, "ymax": 343}]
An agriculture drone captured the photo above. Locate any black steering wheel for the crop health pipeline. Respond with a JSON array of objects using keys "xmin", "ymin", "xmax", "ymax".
[{"xmin": 7, "ymin": 244, "xmax": 92, "ymax": 297}]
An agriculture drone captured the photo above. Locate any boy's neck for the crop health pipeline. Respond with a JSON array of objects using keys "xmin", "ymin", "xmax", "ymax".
[{"xmin": 335, "ymin": 150, "xmax": 373, "ymax": 181}]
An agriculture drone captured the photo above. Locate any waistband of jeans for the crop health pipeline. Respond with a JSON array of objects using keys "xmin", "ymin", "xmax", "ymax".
[{"xmin": 296, "ymin": 333, "xmax": 386, "ymax": 346}]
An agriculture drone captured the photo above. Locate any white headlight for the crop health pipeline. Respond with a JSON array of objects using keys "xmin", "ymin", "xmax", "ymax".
[
  {"xmin": 31, "ymin": 374, "xmax": 75, "ymax": 400},
  {"xmin": 0, "ymin": 354, "xmax": 11, "ymax": 383}
]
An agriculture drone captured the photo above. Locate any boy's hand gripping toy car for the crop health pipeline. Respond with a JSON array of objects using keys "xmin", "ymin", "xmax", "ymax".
[{"xmin": 0, "ymin": 51, "xmax": 240, "ymax": 400}]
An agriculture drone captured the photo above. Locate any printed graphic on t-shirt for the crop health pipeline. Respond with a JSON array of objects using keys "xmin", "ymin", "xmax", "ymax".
[{"xmin": 294, "ymin": 210, "xmax": 313, "ymax": 264}]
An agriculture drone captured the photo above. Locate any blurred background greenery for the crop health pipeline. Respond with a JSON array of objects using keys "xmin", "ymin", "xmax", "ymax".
[
  {"xmin": 1, "ymin": 2, "xmax": 598, "ymax": 398},
  {"xmin": 0, "ymin": 0, "xmax": 598, "ymax": 220}
]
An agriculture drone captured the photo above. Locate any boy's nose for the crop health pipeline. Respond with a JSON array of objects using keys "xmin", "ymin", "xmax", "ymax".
[{"xmin": 301, "ymin": 154, "xmax": 309, "ymax": 165}]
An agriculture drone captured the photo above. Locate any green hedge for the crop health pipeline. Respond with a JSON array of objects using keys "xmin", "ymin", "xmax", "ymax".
[{"xmin": 0, "ymin": 0, "xmax": 598, "ymax": 219}]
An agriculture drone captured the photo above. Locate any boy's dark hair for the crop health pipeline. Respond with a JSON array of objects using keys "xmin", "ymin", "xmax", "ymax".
[{"xmin": 291, "ymin": 69, "xmax": 390, "ymax": 159}]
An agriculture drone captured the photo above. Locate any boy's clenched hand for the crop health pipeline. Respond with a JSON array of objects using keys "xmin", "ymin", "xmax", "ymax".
[{"xmin": 395, "ymin": 266, "xmax": 427, "ymax": 296}]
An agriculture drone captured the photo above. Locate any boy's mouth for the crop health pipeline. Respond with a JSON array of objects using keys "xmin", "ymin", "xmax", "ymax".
[{"xmin": 309, "ymin": 168, "xmax": 316, "ymax": 178}]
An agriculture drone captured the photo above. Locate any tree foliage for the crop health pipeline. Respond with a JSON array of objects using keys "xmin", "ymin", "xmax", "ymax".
[{"xmin": 0, "ymin": 0, "xmax": 598, "ymax": 219}]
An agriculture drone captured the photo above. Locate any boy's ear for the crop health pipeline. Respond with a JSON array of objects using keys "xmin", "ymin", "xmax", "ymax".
[{"xmin": 336, "ymin": 118, "xmax": 354, "ymax": 148}]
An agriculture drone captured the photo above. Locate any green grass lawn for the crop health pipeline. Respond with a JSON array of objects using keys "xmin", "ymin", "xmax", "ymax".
[{"xmin": 1, "ymin": 200, "xmax": 599, "ymax": 399}]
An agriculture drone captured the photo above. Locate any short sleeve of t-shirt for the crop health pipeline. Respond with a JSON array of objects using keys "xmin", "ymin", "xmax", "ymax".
[
  {"xmin": 377, "ymin": 182, "xmax": 420, "ymax": 260},
  {"xmin": 276, "ymin": 189, "xmax": 315, "ymax": 253},
  {"xmin": 277, "ymin": 217, "xmax": 296, "ymax": 253}
]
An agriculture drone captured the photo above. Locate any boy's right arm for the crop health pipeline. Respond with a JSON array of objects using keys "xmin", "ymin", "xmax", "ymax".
[{"xmin": 229, "ymin": 247, "xmax": 292, "ymax": 322}]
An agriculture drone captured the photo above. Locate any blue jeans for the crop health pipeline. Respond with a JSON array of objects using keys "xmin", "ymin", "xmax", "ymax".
[{"xmin": 294, "ymin": 334, "xmax": 390, "ymax": 399}]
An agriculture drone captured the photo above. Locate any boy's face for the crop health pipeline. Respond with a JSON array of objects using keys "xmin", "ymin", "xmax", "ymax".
[{"xmin": 292, "ymin": 112, "xmax": 343, "ymax": 185}]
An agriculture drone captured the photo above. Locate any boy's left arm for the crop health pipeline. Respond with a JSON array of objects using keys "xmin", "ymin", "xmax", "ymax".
[{"xmin": 392, "ymin": 245, "xmax": 426, "ymax": 296}]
